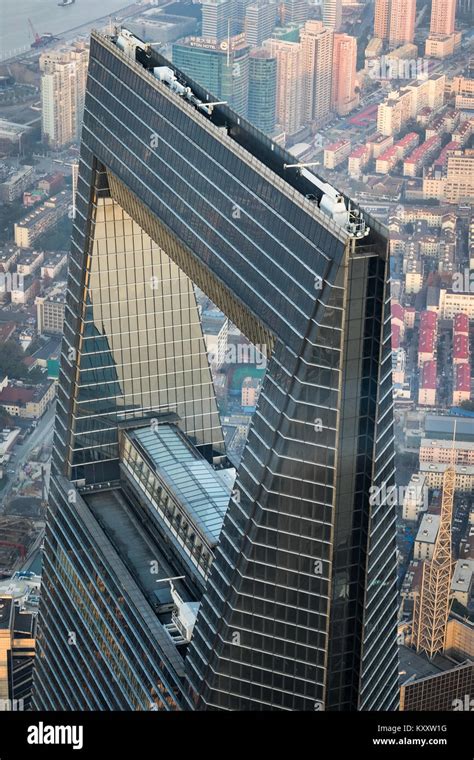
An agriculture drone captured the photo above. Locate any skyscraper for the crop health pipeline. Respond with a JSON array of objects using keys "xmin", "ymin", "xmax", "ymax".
[
  {"xmin": 300, "ymin": 20, "xmax": 334, "ymax": 123},
  {"xmin": 201, "ymin": 0, "xmax": 232, "ymax": 41},
  {"xmin": 388, "ymin": 0, "xmax": 416, "ymax": 48},
  {"xmin": 234, "ymin": 0, "xmax": 254, "ymax": 33},
  {"xmin": 172, "ymin": 36, "xmax": 250, "ymax": 118},
  {"xmin": 34, "ymin": 27, "xmax": 399, "ymax": 712},
  {"xmin": 282, "ymin": 0, "xmax": 309, "ymax": 24},
  {"xmin": 322, "ymin": 0, "xmax": 342, "ymax": 31},
  {"xmin": 244, "ymin": 0, "xmax": 278, "ymax": 47},
  {"xmin": 374, "ymin": 0, "xmax": 391, "ymax": 41},
  {"xmin": 429, "ymin": 0, "xmax": 456, "ymax": 36},
  {"xmin": 425, "ymin": 0, "xmax": 459, "ymax": 59},
  {"xmin": 263, "ymin": 38, "xmax": 304, "ymax": 135},
  {"xmin": 40, "ymin": 43, "xmax": 88, "ymax": 150},
  {"xmin": 374, "ymin": 0, "xmax": 416, "ymax": 47},
  {"xmin": 248, "ymin": 48, "xmax": 277, "ymax": 134},
  {"xmin": 332, "ymin": 33, "xmax": 359, "ymax": 116}
]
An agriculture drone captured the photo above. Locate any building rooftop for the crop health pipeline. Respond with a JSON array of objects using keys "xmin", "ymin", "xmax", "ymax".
[
  {"xmin": 15, "ymin": 194, "xmax": 68, "ymax": 230},
  {"xmin": 451, "ymin": 559, "xmax": 474, "ymax": 595},
  {"xmin": 0, "ymin": 381, "xmax": 52, "ymax": 406},
  {"xmin": 128, "ymin": 424, "xmax": 232, "ymax": 545},
  {"xmin": 434, "ymin": 142, "xmax": 461, "ymax": 169},
  {"xmin": 415, "ymin": 513, "xmax": 440, "ymax": 545},
  {"xmin": 454, "ymin": 363, "xmax": 471, "ymax": 392},
  {"xmin": 17, "ymin": 250, "xmax": 44, "ymax": 265},
  {"xmin": 420, "ymin": 311, "xmax": 437, "ymax": 330},
  {"xmin": 420, "ymin": 360, "xmax": 437, "ymax": 389},
  {"xmin": 454, "ymin": 313, "xmax": 469, "ymax": 333},
  {"xmin": 419, "ymin": 328, "xmax": 436, "ymax": 354},
  {"xmin": 249, "ymin": 48, "xmax": 275, "ymax": 60},
  {"xmin": 70, "ymin": 482, "xmax": 190, "ymax": 674},
  {"xmin": 0, "ymin": 246, "xmax": 19, "ymax": 264},
  {"xmin": 399, "ymin": 645, "xmax": 463, "ymax": 686},
  {"xmin": 421, "ymin": 437, "xmax": 474, "ymax": 451},
  {"xmin": 378, "ymin": 146, "xmax": 398, "ymax": 161},
  {"xmin": 420, "ymin": 462, "xmax": 474, "ymax": 475},
  {"xmin": 37, "ymin": 281, "xmax": 67, "ymax": 303},
  {"xmin": 367, "ymin": 133, "xmax": 391, "ymax": 145},
  {"xmin": 325, "ymin": 139, "xmax": 350, "ymax": 152},
  {"xmin": 43, "ymin": 252, "xmax": 67, "ymax": 265},
  {"xmin": 349, "ymin": 145, "xmax": 367, "ymax": 159},
  {"xmin": 405, "ymin": 135, "xmax": 441, "ymax": 164},
  {"xmin": 453, "ymin": 334, "xmax": 469, "ymax": 360},
  {"xmin": 38, "ymin": 172, "xmax": 64, "ymax": 186},
  {"xmin": 396, "ymin": 132, "xmax": 419, "ymax": 148},
  {"xmin": 391, "ymin": 303, "xmax": 404, "ymax": 321},
  {"xmin": 425, "ymin": 414, "xmax": 474, "ymax": 442}
]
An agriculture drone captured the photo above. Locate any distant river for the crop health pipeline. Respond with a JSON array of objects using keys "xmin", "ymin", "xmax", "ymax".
[{"xmin": 0, "ymin": 0, "xmax": 131, "ymax": 58}]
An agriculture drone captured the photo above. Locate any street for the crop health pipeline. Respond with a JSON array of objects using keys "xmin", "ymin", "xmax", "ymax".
[{"xmin": 0, "ymin": 399, "xmax": 56, "ymax": 511}]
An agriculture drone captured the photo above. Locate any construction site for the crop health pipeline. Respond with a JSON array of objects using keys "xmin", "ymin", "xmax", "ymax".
[
  {"xmin": 0, "ymin": 516, "xmax": 39, "ymax": 578},
  {"xmin": 0, "ymin": 443, "xmax": 48, "ymax": 578}
]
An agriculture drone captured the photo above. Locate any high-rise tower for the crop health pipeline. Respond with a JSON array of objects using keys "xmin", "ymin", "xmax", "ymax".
[
  {"xmin": 300, "ymin": 20, "xmax": 334, "ymax": 123},
  {"xmin": 389, "ymin": 0, "xmax": 416, "ymax": 48},
  {"xmin": 425, "ymin": 0, "xmax": 459, "ymax": 59},
  {"xmin": 201, "ymin": 0, "xmax": 232, "ymax": 41},
  {"xmin": 40, "ymin": 43, "xmax": 88, "ymax": 150},
  {"xmin": 430, "ymin": 0, "xmax": 456, "ymax": 36},
  {"xmin": 172, "ymin": 36, "xmax": 250, "ymax": 118},
  {"xmin": 263, "ymin": 38, "xmax": 304, "ymax": 134},
  {"xmin": 248, "ymin": 48, "xmax": 277, "ymax": 134},
  {"xmin": 374, "ymin": 0, "xmax": 391, "ymax": 40},
  {"xmin": 332, "ymin": 34, "xmax": 358, "ymax": 117},
  {"xmin": 34, "ymin": 28, "xmax": 399, "ymax": 712},
  {"xmin": 322, "ymin": 0, "xmax": 342, "ymax": 31}
]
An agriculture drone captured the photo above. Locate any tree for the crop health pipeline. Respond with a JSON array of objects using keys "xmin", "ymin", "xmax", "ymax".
[
  {"xmin": 0, "ymin": 340, "xmax": 28, "ymax": 380},
  {"xmin": 0, "ymin": 406, "xmax": 13, "ymax": 427}
]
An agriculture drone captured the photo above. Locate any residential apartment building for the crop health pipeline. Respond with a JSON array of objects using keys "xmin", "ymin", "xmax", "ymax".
[
  {"xmin": 263, "ymin": 38, "xmax": 304, "ymax": 134},
  {"xmin": 300, "ymin": 20, "xmax": 334, "ymax": 123},
  {"xmin": 36, "ymin": 284, "xmax": 67, "ymax": 335},
  {"xmin": 40, "ymin": 43, "xmax": 89, "ymax": 150},
  {"xmin": 332, "ymin": 34, "xmax": 358, "ymax": 116}
]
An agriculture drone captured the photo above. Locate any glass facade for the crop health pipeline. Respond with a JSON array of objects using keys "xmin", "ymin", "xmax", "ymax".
[
  {"xmin": 172, "ymin": 40, "xmax": 250, "ymax": 118},
  {"xmin": 248, "ymin": 52, "xmax": 277, "ymax": 135},
  {"xmin": 400, "ymin": 663, "xmax": 474, "ymax": 712},
  {"xmin": 34, "ymin": 476, "xmax": 193, "ymax": 710},
  {"xmin": 34, "ymin": 30, "xmax": 399, "ymax": 711}
]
